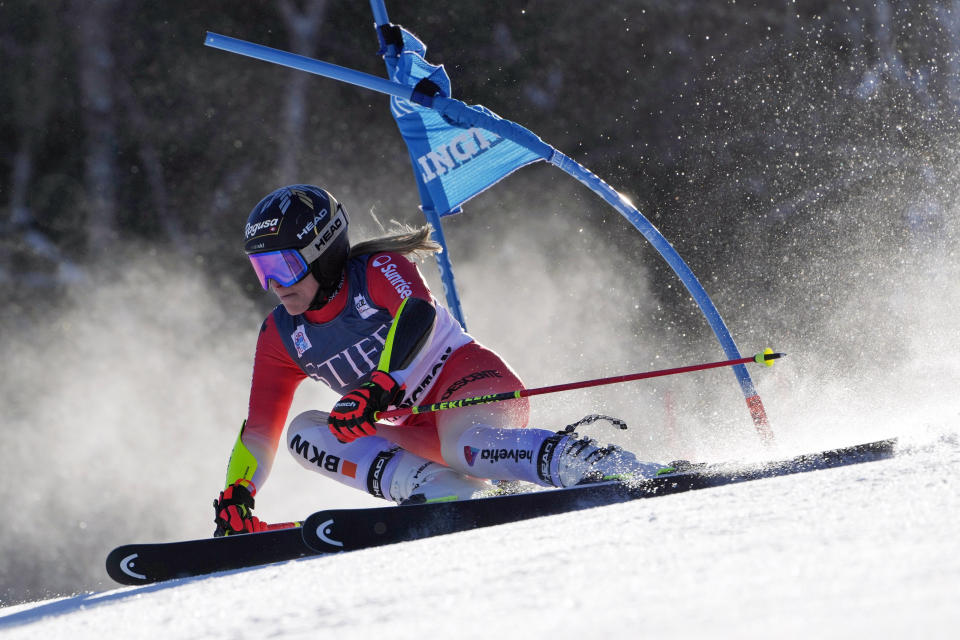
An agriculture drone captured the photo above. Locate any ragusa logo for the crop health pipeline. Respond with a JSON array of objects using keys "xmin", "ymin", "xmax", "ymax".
[{"xmin": 245, "ymin": 218, "xmax": 279, "ymax": 239}]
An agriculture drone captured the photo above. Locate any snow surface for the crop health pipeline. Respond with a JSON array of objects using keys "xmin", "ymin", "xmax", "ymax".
[{"xmin": 1, "ymin": 432, "xmax": 957, "ymax": 639}]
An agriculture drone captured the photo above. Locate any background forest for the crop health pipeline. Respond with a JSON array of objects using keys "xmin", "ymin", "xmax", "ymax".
[
  {"xmin": 2, "ymin": 0, "xmax": 959, "ymax": 604},
  {"xmin": 5, "ymin": 1, "xmax": 958, "ymax": 301}
]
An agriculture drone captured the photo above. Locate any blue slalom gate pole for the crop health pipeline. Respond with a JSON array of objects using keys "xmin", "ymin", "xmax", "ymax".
[
  {"xmin": 366, "ymin": 4, "xmax": 470, "ymax": 330},
  {"xmin": 419, "ymin": 205, "xmax": 468, "ymax": 329},
  {"xmin": 204, "ymin": 32, "xmax": 416, "ymax": 103}
]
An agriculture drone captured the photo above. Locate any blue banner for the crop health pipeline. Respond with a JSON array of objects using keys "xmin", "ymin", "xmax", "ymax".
[{"xmin": 383, "ymin": 28, "xmax": 543, "ymax": 216}]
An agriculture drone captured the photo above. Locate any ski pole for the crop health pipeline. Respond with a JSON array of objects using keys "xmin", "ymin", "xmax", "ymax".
[{"xmin": 376, "ymin": 349, "xmax": 785, "ymax": 421}]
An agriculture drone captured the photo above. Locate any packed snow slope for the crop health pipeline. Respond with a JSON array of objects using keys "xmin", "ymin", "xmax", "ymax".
[{"xmin": 1, "ymin": 430, "xmax": 956, "ymax": 639}]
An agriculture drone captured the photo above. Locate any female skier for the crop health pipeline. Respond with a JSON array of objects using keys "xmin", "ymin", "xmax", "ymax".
[{"xmin": 213, "ymin": 184, "xmax": 659, "ymax": 535}]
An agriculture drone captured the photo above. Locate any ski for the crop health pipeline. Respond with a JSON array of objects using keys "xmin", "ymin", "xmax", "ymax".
[
  {"xmin": 106, "ymin": 525, "xmax": 315, "ymax": 586},
  {"xmin": 302, "ymin": 438, "xmax": 897, "ymax": 552},
  {"xmin": 106, "ymin": 438, "xmax": 895, "ymax": 584}
]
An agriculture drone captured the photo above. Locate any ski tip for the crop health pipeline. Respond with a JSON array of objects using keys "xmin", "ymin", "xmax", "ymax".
[{"xmin": 106, "ymin": 546, "xmax": 153, "ymax": 586}]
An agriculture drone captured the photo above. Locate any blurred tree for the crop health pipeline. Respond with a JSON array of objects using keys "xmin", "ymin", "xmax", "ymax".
[
  {"xmin": 1, "ymin": 1, "xmax": 84, "ymax": 287},
  {"xmin": 277, "ymin": 0, "xmax": 330, "ymax": 183},
  {"xmin": 71, "ymin": 0, "xmax": 121, "ymax": 253}
]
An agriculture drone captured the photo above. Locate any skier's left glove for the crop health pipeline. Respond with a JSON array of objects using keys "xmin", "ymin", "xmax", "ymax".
[
  {"xmin": 328, "ymin": 370, "xmax": 402, "ymax": 442},
  {"xmin": 213, "ymin": 480, "xmax": 268, "ymax": 537}
]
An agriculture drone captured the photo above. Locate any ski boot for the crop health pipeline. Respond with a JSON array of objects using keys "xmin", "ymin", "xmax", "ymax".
[
  {"xmin": 549, "ymin": 434, "xmax": 663, "ymax": 487},
  {"xmin": 393, "ymin": 459, "xmax": 494, "ymax": 505}
]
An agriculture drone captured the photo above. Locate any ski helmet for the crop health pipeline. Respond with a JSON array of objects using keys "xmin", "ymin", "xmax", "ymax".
[{"xmin": 244, "ymin": 185, "xmax": 350, "ymax": 298}]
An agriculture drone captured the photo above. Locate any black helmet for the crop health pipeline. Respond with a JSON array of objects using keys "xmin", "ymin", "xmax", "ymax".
[{"xmin": 244, "ymin": 185, "xmax": 349, "ymax": 301}]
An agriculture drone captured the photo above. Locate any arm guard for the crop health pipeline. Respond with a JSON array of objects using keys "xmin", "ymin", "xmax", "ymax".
[{"xmin": 224, "ymin": 420, "xmax": 259, "ymax": 490}]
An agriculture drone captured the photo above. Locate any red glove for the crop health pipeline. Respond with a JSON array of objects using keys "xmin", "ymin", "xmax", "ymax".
[
  {"xmin": 213, "ymin": 481, "xmax": 268, "ymax": 537},
  {"xmin": 328, "ymin": 370, "xmax": 401, "ymax": 442}
]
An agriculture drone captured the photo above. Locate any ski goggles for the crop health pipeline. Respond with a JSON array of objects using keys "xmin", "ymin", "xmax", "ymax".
[
  {"xmin": 248, "ymin": 205, "xmax": 349, "ymax": 289},
  {"xmin": 248, "ymin": 249, "xmax": 310, "ymax": 290}
]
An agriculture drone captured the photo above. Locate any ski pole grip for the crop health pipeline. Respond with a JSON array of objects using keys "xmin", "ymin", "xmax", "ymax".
[{"xmin": 753, "ymin": 348, "xmax": 785, "ymax": 367}]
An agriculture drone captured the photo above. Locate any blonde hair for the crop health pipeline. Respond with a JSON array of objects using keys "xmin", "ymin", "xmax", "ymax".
[{"xmin": 350, "ymin": 224, "xmax": 442, "ymax": 261}]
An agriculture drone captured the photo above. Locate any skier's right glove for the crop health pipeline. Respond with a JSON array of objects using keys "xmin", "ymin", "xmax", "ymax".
[
  {"xmin": 328, "ymin": 370, "xmax": 401, "ymax": 443},
  {"xmin": 213, "ymin": 480, "xmax": 268, "ymax": 537}
]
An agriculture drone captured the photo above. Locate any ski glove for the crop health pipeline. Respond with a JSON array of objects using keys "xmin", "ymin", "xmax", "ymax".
[
  {"xmin": 328, "ymin": 370, "xmax": 402, "ymax": 442},
  {"xmin": 213, "ymin": 481, "xmax": 268, "ymax": 537}
]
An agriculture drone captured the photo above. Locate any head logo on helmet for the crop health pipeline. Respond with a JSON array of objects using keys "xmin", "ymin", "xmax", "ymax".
[{"xmin": 296, "ymin": 209, "xmax": 330, "ymax": 240}]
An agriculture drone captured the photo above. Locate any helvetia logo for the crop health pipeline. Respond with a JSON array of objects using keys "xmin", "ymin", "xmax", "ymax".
[
  {"xmin": 481, "ymin": 448, "xmax": 534, "ymax": 464},
  {"xmin": 463, "ymin": 446, "xmax": 480, "ymax": 466},
  {"xmin": 464, "ymin": 447, "xmax": 533, "ymax": 466}
]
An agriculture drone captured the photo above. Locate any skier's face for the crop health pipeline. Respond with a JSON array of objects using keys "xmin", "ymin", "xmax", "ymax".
[{"xmin": 271, "ymin": 272, "xmax": 320, "ymax": 315}]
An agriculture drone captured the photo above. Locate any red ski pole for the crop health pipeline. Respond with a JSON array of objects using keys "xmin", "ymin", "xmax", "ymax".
[{"xmin": 376, "ymin": 349, "xmax": 785, "ymax": 421}]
